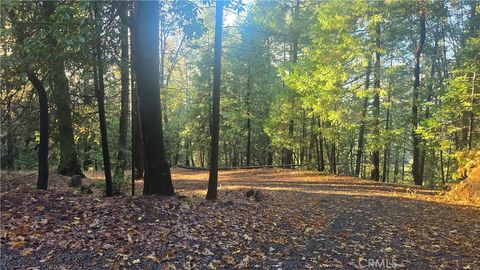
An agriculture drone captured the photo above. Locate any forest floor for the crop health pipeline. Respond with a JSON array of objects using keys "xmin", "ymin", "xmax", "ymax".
[{"xmin": 1, "ymin": 168, "xmax": 479, "ymax": 269}]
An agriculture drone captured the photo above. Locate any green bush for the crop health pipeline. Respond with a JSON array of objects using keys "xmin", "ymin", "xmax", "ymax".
[
  {"xmin": 455, "ymin": 150, "xmax": 480, "ymax": 179},
  {"xmin": 14, "ymin": 144, "xmax": 37, "ymax": 170},
  {"xmin": 93, "ymin": 174, "xmax": 129, "ymax": 195},
  {"xmin": 112, "ymin": 174, "xmax": 129, "ymax": 195}
]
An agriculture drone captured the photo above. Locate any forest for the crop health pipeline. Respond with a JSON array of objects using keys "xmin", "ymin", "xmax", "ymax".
[{"xmin": 1, "ymin": 0, "xmax": 479, "ymax": 269}]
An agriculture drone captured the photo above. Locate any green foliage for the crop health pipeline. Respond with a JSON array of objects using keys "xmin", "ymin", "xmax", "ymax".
[
  {"xmin": 1, "ymin": 0, "xmax": 478, "ymax": 187},
  {"xmin": 455, "ymin": 150, "xmax": 480, "ymax": 179},
  {"xmin": 112, "ymin": 173, "xmax": 129, "ymax": 196},
  {"xmin": 14, "ymin": 143, "xmax": 37, "ymax": 170}
]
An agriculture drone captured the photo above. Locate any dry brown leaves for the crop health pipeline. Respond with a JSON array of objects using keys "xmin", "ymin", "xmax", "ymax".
[{"xmin": 1, "ymin": 168, "xmax": 479, "ymax": 269}]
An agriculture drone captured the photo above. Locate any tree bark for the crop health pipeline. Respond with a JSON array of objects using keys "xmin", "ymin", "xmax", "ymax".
[
  {"xmin": 402, "ymin": 138, "xmax": 406, "ymax": 182},
  {"xmin": 246, "ymin": 61, "xmax": 252, "ymax": 166},
  {"xmin": 285, "ymin": 119, "xmax": 294, "ymax": 167},
  {"xmin": 468, "ymin": 71, "xmax": 476, "ymax": 149},
  {"xmin": 206, "ymin": 0, "xmax": 224, "ymax": 200},
  {"xmin": 420, "ymin": 32, "xmax": 439, "ymax": 186},
  {"xmin": 382, "ymin": 90, "xmax": 391, "ymax": 182},
  {"xmin": 371, "ymin": 22, "xmax": 381, "ymax": 181},
  {"xmin": 446, "ymin": 146, "xmax": 452, "ymax": 182},
  {"xmin": 440, "ymin": 149, "xmax": 445, "ymax": 185},
  {"xmin": 331, "ymin": 141, "xmax": 337, "ymax": 174},
  {"xmin": 114, "ymin": 6, "xmax": 130, "ymax": 181},
  {"xmin": 185, "ymin": 140, "xmax": 190, "ymax": 166},
  {"xmin": 308, "ymin": 115, "xmax": 315, "ymax": 166},
  {"xmin": 94, "ymin": 44, "xmax": 113, "ymax": 196},
  {"xmin": 27, "ymin": 72, "xmax": 49, "ymax": 190},
  {"xmin": 283, "ymin": 0, "xmax": 300, "ymax": 169},
  {"xmin": 316, "ymin": 118, "xmax": 325, "ymax": 171},
  {"xmin": 132, "ymin": 84, "xmax": 144, "ymax": 179},
  {"xmin": 133, "ymin": 1, "xmax": 174, "ymax": 195},
  {"xmin": 2, "ymin": 98, "xmax": 14, "ymax": 169},
  {"xmin": 52, "ymin": 62, "xmax": 83, "ymax": 177},
  {"xmin": 349, "ymin": 134, "xmax": 355, "ymax": 174},
  {"xmin": 300, "ymin": 110, "xmax": 306, "ymax": 165},
  {"xmin": 267, "ymin": 151, "xmax": 273, "ymax": 165},
  {"xmin": 223, "ymin": 141, "xmax": 229, "ymax": 166},
  {"xmin": 41, "ymin": 2, "xmax": 82, "ymax": 177},
  {"xmin": 93, "ymin": 4, "xmax": 113, "ymax": 196},
  {"xmin": 393, "ymin": 152, "xmax": 399, "ymax": 183},
  {"xmin": 130, "ymin": 14, "xmax": 144, "ymax": 180},
  {"xmin": 412, "ymin": 0, "xmax": 426, "ymax": 186},
  {"xmin": 355, "ymin": 60, "xmax": 371, "ymax": 177}
]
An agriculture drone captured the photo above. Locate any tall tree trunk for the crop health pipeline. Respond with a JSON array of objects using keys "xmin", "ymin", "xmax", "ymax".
[
  {"xmin": 27, "ymin": 72, "xmax": 49, "ymax": 190},
  {"xmin": 461, "ymin": 2, "xmax": 477, "ymax": 149},
  {"xmin": 115, "ymin": 6, "xmax": 130, "ymax": 181},
  {"xmin": 440, "ymin": 149, "xmax": 445, "ymax": 185},
  {"xmin": 206, "ymin": 0, "xmax": 224, "ymax": 200},
  {"xmin": 412, "ymin": 0, "xmax": 426, "ymax": 186},
  {"xmin": 361, "ymin": 147, "xmax": 367, "ymax": 178},
  {"xmin": 285, "ymin": 119, "xmax": 294, "ymax": 167},
  {"xmin": 267, "ymin": 151, "xmax": 273, "ymax": 165},
  {"xmin": 130, "ymin": 19, "xmax": 144, "ymax": 180},
  {"xmin": 331, "ymin": 141, "xmax": 337, "ymax": 174},
  {"xmin": 233, "ymin": 145, "xmax": 237, "ymax": 167},
  {"xmin": 382, "ymin": 90, "xmax": 391, "ymax": 182},
  {"xmin": 185, "ymin": 140, "xmax": 190, "ymax": 166},
  {"xmin": 41, "ymin": 2, "xmax": 82, "ymax": 177},
  {"xmin": 283, "ymin": 0, "xmax": 300, "ymax": 169},
  {"xmin": 3, "ymin": 89, "xmax": 15, "ymax": 169},
  {"xmin": 94, "ymin": 35, "xmax": 113, "ymax": 196},
  {"xmin": 160, "ymin": 16, "xmax": 167, "ymax": 125},
  {"xmin": 300, "ymin": 110, "xmax": 306, "ymax": 165},
  {"xmin": 371, "ymin": 22, "xmax": 381, "ymax": 181},
  {"xmin": 308, "ymin": 115, "xmax": 315, "ymax": 167},
  {"xmin": 246, "ymin": 61, "xmax": 252, "ymax": 166},
  {"xmin": 246, "ymin": 116, "xmax": 251, "ymax": 165},
  {"xmin": 223, "ymin": 141, "xmax": 229, "ymax": 166},
  {"xmin": 314, "ymin": 136, "xmax": 320, "ymax": 171},
  {"xmin": 420, "ymin": 32, "xmax": 439, "ymax": 186},
  {"xmin": 446, "ymin": 146, "xmax": 452, "ymax": 182},
  {"xmin": 131, "ymin": 82, "xmax": 144, "ymax": 179},
  {"xmin": 174, "ymin": 140, "xmax": 180, "ymax": 166},
  {"xmin": 317, "ymin": 118, "xmax": 325, "ymax": 171},
  {"xmin": 393, "ymin": 152, "xmax": 399, "ymax": 183},
  {"xmin": 355, "ymin": 60, "xmax": 371, "ymax": 177},
  {"xmin": 401, "ymin": 138, "xmax": 406, "ymax": 182},
  {"xmin": 191, "ymin": 150, "xmax": 195, "ymax": 167},
  {"xmin": 133, "ymin": 1, "xmax": 174, "ymax": 195},
  {"xmin": 468, "ymin": 71, "xmax": 476, "ymax": 149},
  {"xmin": 52, "ymin": 62, "xmax": 83, "ymax": 177},
  {"xmin": 349, "ymin": 134, "xmax": 355, "ymax": 174}
]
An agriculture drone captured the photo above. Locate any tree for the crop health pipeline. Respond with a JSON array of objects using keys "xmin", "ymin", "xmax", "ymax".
[
  {"xmin": 132, "ymin": 1, "xmax": 174, "ymax": 195},
  {"xmin": 206, "ymin": 0, "xmax": 224, "ymax": 200},
  {"xmin": 93, "ymin": 3, "xmax": 113, "ymax": 196},
  {"xmin": 1, "ymin": 0, "xmax": 476, "ymax": 191},
  {"xmin": 131, "ymin": 62, "xmax": 144, "ymax": 180},
  {"xmin": 42, "ymin": 2, "xmax": 83, "ymax": 177},
  {"xmin": 6, "ymin": 4, "xmax": 50, "ymax": 189},
  {"xmin": 355, "ymin": 61, "xmax": 371, "ymax": 177},
  {"xmin": 28, "ymin": 72, "xmax": 49, "ymax": 190},
  {"xmin": 412, "ymin": 0, "xmax": 426, "ymax": 186},
  {"xmin": 114, "ymin": 4, "xmax": 130, "ymax": 182},
  {"xmin": 371, "ymin": 21, "xmax": 381, "ymax": 181}
]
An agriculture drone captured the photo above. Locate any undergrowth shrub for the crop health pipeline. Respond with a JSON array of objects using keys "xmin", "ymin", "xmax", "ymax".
[{"xmin": 448, "ymin": 149, "xmax": 480, "ymax": 205}]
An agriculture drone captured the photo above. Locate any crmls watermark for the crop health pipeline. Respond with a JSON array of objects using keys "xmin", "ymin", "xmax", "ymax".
[{"xmin": 357, "ymin": 258, "xmax": 400, "ymax": 269}]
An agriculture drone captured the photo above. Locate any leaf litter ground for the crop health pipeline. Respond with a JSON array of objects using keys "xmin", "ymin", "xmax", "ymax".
[{"xmin": 1, "ymin": 168, "xmax": 479, "ymax": 269}]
